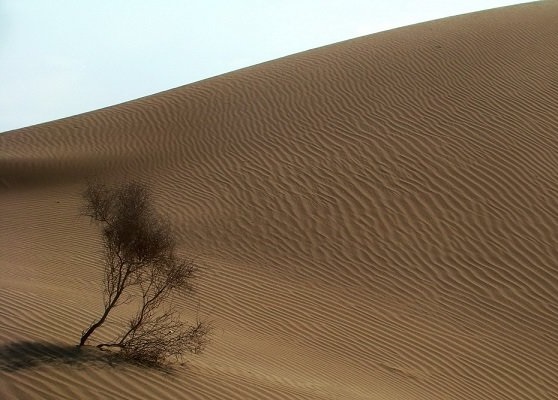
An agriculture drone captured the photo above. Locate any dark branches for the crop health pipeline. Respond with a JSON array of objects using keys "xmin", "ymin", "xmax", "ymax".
[{"xmin": 78, "ymin": 180, "xmax": 210, "ymax": 366}]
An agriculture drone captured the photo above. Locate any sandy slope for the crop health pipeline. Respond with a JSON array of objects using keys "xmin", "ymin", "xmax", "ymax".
[{"xmin": 1, "ymin": 2, "xmax": 558, "ymax": 399}]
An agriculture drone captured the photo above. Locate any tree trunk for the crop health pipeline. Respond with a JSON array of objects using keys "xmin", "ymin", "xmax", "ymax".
[
  {"xmin": 79, "ymin": 287, "xmax": 125, "ymax": 346},
  {"xmin": 79, "ymin": 307, "xmax": 111, "ymax": 346},
  {"xmin": 79, "ymin": 266, "xmax": 130, "ymax": 346}
]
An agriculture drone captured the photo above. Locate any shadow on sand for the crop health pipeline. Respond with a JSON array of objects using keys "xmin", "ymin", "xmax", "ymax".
[{"xmin": 0, "ymin": 341, "xmax": 172, "ymax": 373}]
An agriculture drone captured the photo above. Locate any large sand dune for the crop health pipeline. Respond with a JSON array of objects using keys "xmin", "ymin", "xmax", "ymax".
[{"xmin": 1, "ymin": 2, "xmax": 557, "ymax": 399}]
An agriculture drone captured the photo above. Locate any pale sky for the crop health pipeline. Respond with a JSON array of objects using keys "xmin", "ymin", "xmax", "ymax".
[{"xmin": 0, "ymin": 0, "xmax": 536, "ymax": 132}]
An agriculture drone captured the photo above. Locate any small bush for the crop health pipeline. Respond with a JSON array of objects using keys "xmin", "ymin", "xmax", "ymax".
[{"xmin": 78, "ymin": 180, "xmax": 210, "ymax": 366}]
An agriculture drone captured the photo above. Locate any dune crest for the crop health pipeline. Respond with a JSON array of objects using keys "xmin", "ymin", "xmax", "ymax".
[{"xmin": 1, "ymin": 2, "xmax": 557, "ymax": 399}]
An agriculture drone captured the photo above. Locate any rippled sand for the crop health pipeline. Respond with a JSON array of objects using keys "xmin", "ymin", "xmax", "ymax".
[{"xmin": 1, "ymin": 2, "xmax": 557, "ymax": 399}]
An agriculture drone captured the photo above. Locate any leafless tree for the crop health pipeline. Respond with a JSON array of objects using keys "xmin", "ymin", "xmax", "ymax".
[{"xmin": 78, "ymin": 180, "xmax": 210, "ymax": 366}]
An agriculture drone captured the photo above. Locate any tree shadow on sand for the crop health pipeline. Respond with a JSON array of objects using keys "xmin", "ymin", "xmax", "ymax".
[{"xmin": 0, "ymin": 341, "xmax": 173, "ymax": 373}]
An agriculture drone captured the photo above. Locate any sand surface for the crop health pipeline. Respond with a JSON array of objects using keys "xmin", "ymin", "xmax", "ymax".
[{"xmin": 1, "ymin": 2, "xmax": 557, "ymax": 399}]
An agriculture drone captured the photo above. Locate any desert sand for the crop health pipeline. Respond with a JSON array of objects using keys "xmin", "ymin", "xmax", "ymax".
[{"xmin": 1, "ymin": 2, "xmax": 557, "ymax": 399}]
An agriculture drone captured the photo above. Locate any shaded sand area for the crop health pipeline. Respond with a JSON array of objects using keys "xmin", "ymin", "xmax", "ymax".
[{"xmin": 1, "ymin": 2, "xmax": 557, "ymax": 399}]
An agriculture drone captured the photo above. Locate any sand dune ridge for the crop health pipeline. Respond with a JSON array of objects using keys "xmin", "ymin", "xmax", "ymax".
[{"xmin": 1, "ymin": 2, "xmax": 557, "ymax": 399}]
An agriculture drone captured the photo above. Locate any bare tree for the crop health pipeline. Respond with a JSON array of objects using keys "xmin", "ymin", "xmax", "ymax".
[{"xmin": 78, "ymin": 180, "xmax": 210, "ymax": 366}]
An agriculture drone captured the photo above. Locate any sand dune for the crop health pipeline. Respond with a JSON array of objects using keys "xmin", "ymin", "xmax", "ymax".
[{"xmin": 1, "ymin": 2, "xmax": 558, "ymax": 399}]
